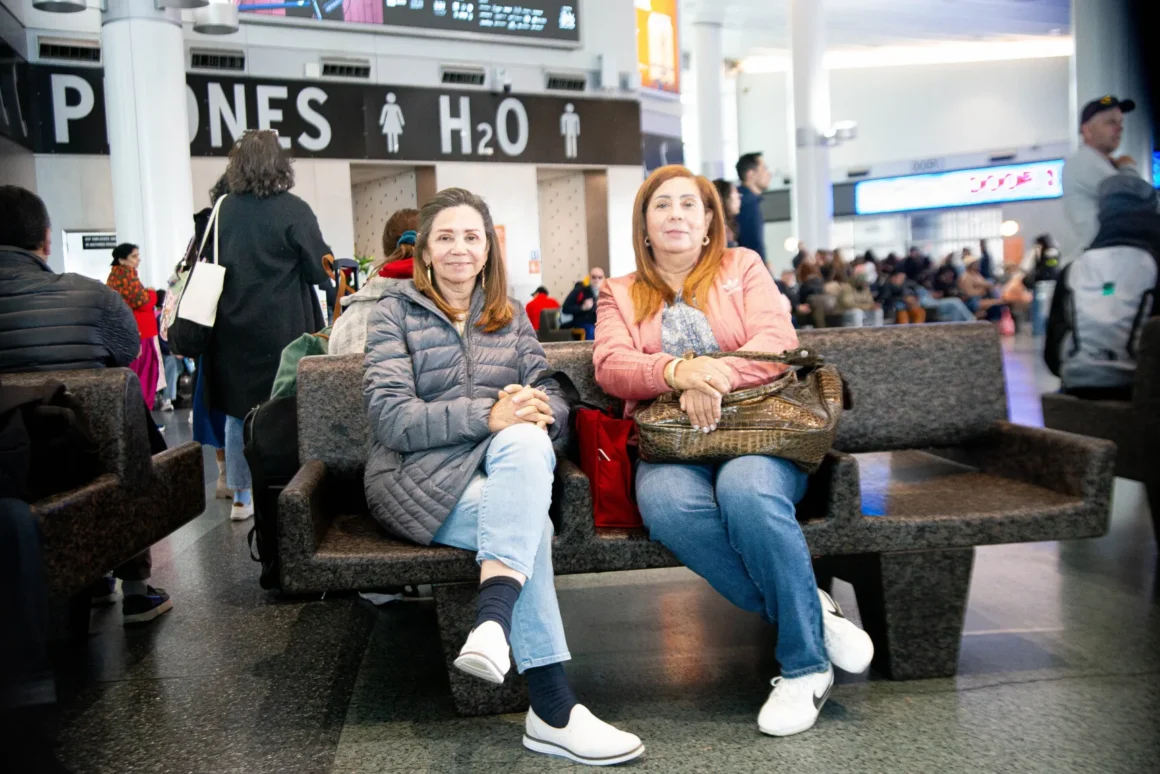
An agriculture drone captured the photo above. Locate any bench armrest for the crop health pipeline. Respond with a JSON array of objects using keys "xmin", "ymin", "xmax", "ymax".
[
  {"xmin": 798, "ymin": 449, "xmax": 861, "ymax": 523},
  {"xmin": 942, "ymin": 421, "xmax": 1116, "ymax": 500},
  {"xmin": 279, "ymin": 460, "xmax": 336, "ymax": 566},
  {"xmin": 553, "ymin": 458, "xmax": 595, "ymax": 546}
]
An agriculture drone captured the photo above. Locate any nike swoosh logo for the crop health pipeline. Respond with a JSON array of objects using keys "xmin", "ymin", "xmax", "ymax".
[
  {"xmin": 813, "ymin": 679, "xmax": 833, "ymax": 710},
  {"xmin": 827, "ymin": 607, "xmax": 846, "ymax": 619}
]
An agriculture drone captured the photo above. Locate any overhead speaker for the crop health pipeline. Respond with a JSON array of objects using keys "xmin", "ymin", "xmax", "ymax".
[
  {"xmin": 193, "ymin": 2, "xmax": 239, "ymax": 35},
  {"xmin": 31, "ymin": 0, "xmax": 88, "ymax": 12}
]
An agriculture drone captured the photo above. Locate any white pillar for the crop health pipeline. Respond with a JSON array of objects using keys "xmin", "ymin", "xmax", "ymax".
[
  {"xmin": 693, "ymin": 18, "xmax": 725, "ymax": 180},
  {"xmin": 789, "ymin": 0, "xmax": 833, "ymax": 252},
  {"xmin": 1071, "ymin": 0, "xmax": 1152, "ymax": 182},
  {"xmin": 102, "ymin": 0, "xmax": 196, "ymax": 288}
]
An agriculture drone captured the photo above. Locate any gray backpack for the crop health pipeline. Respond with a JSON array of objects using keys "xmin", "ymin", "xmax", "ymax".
[{"xmin": 1057, "ymin": 245, "xmax": 1158, "ymax": 389}]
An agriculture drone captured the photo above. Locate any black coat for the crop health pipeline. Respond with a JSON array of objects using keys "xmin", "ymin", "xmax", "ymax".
[
  {"xmin": 562, "ymin": 281, "xmax": 597, "ymax": 326},
  {"xmin": 203, "ymin": 192, "xmax": 333, "ymax": 418},
  {"xmin": 0, "ymin": 248, "xmax": 139, "ymax": 372}
]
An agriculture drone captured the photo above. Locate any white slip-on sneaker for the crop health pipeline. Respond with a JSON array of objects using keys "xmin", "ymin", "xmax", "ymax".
[
  {"xmin": 230, "ymin": 500, "xmax": 254, "ymax": 522},
  {"xmin": 453, "ymin": 621, "xmax": 511, "ymax": 684},
  {"xmin": 215, "ymin": 472, "xmax": 231, "ymax": 500},
  {"xmin": 758, "ymin": 665, "xmax": 833, "ymax": 737},
  {"xmin": 818, "ymin": 588, "xmax": 874, "ymax": 674},
  {"xmin": 523, "ymin": 705, "xmax": 645, "ymax": 766}
]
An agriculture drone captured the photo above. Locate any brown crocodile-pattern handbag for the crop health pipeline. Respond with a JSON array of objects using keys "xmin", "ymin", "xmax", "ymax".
[{"xmin": 634, "ymin": 348, "xmax": 848, "ymax": 473}]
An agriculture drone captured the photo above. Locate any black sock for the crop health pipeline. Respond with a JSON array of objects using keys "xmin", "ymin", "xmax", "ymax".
[
  {"xmin": 525, "ymin": 663, "xmax": 578, "ymax": 729},
  {"xmin": 475, "ymin": 576, "xmax": 522, "ymax": 641}
]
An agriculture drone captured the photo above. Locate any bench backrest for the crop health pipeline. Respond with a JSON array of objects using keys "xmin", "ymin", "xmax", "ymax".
[{"xmin": 296, "ymin": 322, "xmax": 1008, "ymax": 471}]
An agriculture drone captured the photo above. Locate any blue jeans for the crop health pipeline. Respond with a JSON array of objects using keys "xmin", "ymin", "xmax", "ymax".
[
  {"xmin": 161, "ymin": 354, "xmax": 179, "ymax": 401},
  {"xmin": 224, "ymin": 415, "xmax": 252, "ymax": 492},
  {"xmin": 432, "ymin": 424, "xmax": 569, "ymax": 673},
  {"xmin": 636, "ymin": 455, "xmax": 829, "ymax": 679}
]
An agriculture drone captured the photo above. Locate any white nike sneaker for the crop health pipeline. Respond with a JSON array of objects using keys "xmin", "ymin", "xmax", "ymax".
[
  {"xmin": 818, "ymin": 588, "xmax": 874, "ymax": 674},
  {"xmin": 230, "ymin": 500, "xmax": 254, "ymax": 522},
  {"xmin": 757, "ymin": 665, "xmax": 833, "ymax": 737},
  {"xmin": 453, "ymin": 621, "xmax": 511, "ymax": 684},
  {"xmin": 523, "ymin": 705, "xmax": 645, "ymax": 766}
]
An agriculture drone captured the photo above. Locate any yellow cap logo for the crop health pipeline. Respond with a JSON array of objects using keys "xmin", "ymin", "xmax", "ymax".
[{"xmin": 1100, "ymin": 95, "xmax": 1114, "ymax": 104}]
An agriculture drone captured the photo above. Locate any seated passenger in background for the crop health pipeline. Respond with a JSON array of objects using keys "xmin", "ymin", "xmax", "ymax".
[
  {"xmin": 878, "ymin": 271, "xmax": 927, "ymax": 324},
  {"xmin": 958, "ymin": 255, "xmax": 1003, "ymax": 321},
  {"xmin": 837, "ymin": 271, "xmax": 883, "ymax": 327},
  {"xmin": 362, "ymin": 188, "xmax": 643, "ymax": 766},
  {"xmin": 794, "ymin": 262, "xmax": 827, "ymax": 328},
  {"xmin": 594, "ymin": 165, "xmax": 873, "ymax": 739},
  {"xmin": 526, "ymin": 286, "xmax": 561, "ymax": 332},
  {"xmin": 932, "ymin": 265, "xmax": 961, "ymax": 299},
  {"xmin": 329, "ymin": 208, "xmax": 419, "ymax": 355},
  {"xmin": 562, "ymin": 268, "xmax": 605, "ymax": 340}
]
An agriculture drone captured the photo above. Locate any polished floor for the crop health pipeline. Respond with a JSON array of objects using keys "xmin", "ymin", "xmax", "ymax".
[{"xmin": 56, "ymin": 334, "xmax": 1159, "ymax": 774}]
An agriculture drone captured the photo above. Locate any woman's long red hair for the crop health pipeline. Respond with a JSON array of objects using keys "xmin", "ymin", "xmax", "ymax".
[{"xmin": 630, "ymin": 165, "xmax": 728, "ymax": 324}]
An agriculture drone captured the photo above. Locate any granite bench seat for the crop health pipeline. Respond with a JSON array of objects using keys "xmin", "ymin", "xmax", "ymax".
[
  {"xmin": 1041, "ymin": 317, "xmax": 1160, "ymax": 545},
  {"xmin": 284, "ymin": 322, "xmax": 1114, "ymax": 716},
  {"xmin": 3, "ymin": 369, "xmax": 206, "ymax": 610}
]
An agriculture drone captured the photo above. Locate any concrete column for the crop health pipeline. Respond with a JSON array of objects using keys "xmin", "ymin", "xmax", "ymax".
[
  {"xmin": 789, "ymin": 0, "xmax": 833, "ymax": 252},
  {"xmin": 693, "ymin": 18, "xmax": 725, "ymax": 180},
  {"xmin": 102, "ymin": 0, "xmax": 196, "ymax": 288},
  {"xmin": 1071, "ymin": 0, "xmax": 1152, "ymax": 182}
]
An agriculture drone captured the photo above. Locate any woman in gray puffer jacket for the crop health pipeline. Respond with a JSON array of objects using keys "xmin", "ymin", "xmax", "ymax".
[{"xmin": 362, "ymin": 188, "xmax": 644, "ymax": 766}]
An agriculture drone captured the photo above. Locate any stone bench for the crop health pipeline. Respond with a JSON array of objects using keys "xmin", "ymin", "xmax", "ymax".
[
  {"xmin": 283, "ymin": 322, "xmax": 1115, "ymax": 716},
  {"xmin": 4, "ymin": 370, "xmax": 205, "ymax": 628},
  {"xmin": 1041, "ymin": 317, "xmax": 1160, "ymax": 545}
]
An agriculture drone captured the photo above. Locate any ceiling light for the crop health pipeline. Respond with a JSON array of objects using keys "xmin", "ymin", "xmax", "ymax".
[
  {"xmin": 193, "ymin": 1, "xmax": 239, "ymax": 34},
  {"xmin": 739, "ymin": 37, "xmax": 1074, "ymax": 74},
  {"xmin": 31, "ymin": 0, "xmax": 88, "ymax": 11},
  {"xmin": 1000, "ymin": 220, "xmax": 1020, "ymax": 237},
  {"xmin": 784, "ymin": 237, "xmax": 799, "ymax": 253}
]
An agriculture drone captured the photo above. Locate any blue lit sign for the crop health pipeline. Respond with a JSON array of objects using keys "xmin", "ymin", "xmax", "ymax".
[{"xmin": 855, "ymin": 159, "xmax": 1065, "ymax": 215}]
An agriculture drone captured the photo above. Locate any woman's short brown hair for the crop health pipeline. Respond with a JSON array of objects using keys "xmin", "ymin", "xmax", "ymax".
[
  {"xmin": 630, "ymin": 165, "xmax": 728, "ymax": 323},
  {"xmin": 375, "ymin": 208, "xmax": 419, "ymax": 273},
  {"xmin": 226, "ymin": 130, "xmax": 294, "ymax": 198},
  {"xmin": 414, "ymin": 188, "xmax": 513, "ymax": 333}
]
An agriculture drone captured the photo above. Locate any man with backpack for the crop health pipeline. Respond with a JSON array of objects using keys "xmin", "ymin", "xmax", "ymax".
[
  {"xmin": 1046, "ymin": 174, "xmax": 1160, "ymax": 400},
  {"xmin": 0, "ymin": 186, "xmax": 174, "ymax": 623}
]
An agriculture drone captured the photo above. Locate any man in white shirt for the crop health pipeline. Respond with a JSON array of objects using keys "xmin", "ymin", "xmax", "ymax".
[{"xmin": 1061, "ymin": 95, "xmax": 1140, "ymax": 262}]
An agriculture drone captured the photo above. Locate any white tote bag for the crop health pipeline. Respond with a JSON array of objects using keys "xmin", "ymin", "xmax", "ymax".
[{"xmin": 169, "ymin": 195, "xmax": 227, "ymax": 357}]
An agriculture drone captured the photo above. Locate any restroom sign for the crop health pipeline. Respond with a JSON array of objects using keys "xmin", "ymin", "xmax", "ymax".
[{"xmin": 25, "ymin": 64, "xmax": 642, "ymax": 166}]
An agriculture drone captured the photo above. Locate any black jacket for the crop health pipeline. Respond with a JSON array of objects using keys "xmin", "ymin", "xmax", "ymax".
[
  {"xmin": 562, "ymin": 281, "xmax": 597, "ymax": 326},
  {"xmin": 203, "ymin": 192, "xmax": 333, "ymax": 418},
  {"xmin": 0, "ymin": 247, "xmax": 139, "ymax": 372}
]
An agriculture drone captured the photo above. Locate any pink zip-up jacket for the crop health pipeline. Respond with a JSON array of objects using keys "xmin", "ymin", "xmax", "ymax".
[{"xmin": 594, "ymin": 247, "xmax": 799, "ymax": 417}]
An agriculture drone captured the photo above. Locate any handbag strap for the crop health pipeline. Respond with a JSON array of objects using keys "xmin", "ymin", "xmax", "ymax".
[
  {"xmin": 195, "ymin": 194, "xmax": 227, "ymax": 266},
  {"xmin": 694, "ymin": 347, "xmax": 823, "ymax": 368}
]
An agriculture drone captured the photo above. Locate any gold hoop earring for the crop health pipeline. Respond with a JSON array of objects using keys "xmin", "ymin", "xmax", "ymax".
[
  {"xmin": 481, "ymin": 272, "xmax": 486, "ymax": 291},
  {"xmin": 702, "ymin": 236, "xmax": 710, "ymax": 246},
  {"xmin": 427, "ymin": 264, "xmax": 434, "ymax": 284}
]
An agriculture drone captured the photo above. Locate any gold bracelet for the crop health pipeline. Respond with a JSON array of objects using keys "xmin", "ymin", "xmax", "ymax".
[{"xmin": 664, "ymin": 357, "xmax": 680, "ymax": 390}]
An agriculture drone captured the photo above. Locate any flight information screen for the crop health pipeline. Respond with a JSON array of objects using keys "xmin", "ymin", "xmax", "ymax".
[{"xmin": 234, "ymin": 1, "xmax": 580, "ymax": 43}]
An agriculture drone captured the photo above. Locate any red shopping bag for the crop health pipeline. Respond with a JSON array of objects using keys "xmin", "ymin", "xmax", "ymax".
[{"xmin": 575, "ymin": 408, "xmax": 643, "ymax": 529}]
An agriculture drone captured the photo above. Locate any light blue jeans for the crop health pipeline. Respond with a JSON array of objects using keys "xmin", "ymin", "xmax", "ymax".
[
  {"xmin": 161, "ymin": 354, "xmax": 179, "ymax": 401},
  {"xmin": 432, "ymin": 424, "xmax": 570, "ymax": 673},
  {"xmin": 224, "ymin": 415, "xmax": 252, "ymax": 492},
  {"xmin": 636, "ymin": 455, "xmax": 829, "ymax": 679}
]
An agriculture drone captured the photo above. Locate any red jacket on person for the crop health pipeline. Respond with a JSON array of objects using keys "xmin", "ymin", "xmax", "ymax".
[{"xmin": 526, "ymin": 292, "xmax": 561, "ymax": 332}]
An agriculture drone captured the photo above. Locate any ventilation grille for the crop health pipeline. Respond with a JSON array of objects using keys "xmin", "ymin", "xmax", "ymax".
[
  {"xmin": 190, "ymin": 50, "xmax": 245, "ymax": 71},
  {"xmin": 38, "ymin": 38, "xmax": 100, "ymax": 64},
  {"xmin": 440, "ymin": 66, "xmax": 486, "ymax": 87},
  {"xmin": 321, "ymin": 59, "xmax": 371, "ymax": 79},
  {"xmin": 546, "ymin": 73, "xmax": 586, "ymax": 92}
]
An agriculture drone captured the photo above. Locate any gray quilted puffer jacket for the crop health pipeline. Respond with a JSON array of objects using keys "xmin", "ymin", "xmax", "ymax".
[{"xmin": 363, "ymin": 281, "xmax": 569, "ymax": 544}]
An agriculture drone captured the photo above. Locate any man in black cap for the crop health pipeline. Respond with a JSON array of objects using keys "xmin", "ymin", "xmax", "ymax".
[{"xmin": 1061, "ymin": 95, "xmax": 1141, "ymax": 261}]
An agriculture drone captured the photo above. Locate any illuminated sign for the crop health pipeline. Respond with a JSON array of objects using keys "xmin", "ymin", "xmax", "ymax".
[
  {"xmin": 636, "ymin": 0, "xmax": 679, "ymax": 93},
  {"xmin": 233, "ymin": 1, "xmax": 580, "ymax": 44},
  {"xmin": 854, "ymin": 159, "xmax": 1064, "ymax": 215}
]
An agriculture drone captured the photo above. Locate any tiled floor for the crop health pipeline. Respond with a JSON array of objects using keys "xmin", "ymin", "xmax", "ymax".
[{"xmin": 55, "ymin": 334, "xmax": 1159, "ymax": 773}]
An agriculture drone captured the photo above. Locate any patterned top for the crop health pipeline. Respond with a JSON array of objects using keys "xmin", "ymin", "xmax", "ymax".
[
  {"xmin": 661, "ymin": 294, "xmax": 721, "ymax": 358},
  {"xmin": 106, "ymin": 264, "xmax": 150, "ymax": 310}
]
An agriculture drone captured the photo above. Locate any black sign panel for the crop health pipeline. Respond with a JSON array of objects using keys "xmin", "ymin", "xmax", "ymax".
[
  {"xmin": 0, "ymin": 43, "xmax": 31, "ymax": 150},
  {"xmin": 642, "ymin": 132, "xmax": 683, "ymax": 173},
  {"xmin": 33, "ymin": 65, "xmax": 642, "ymax": 167},
  {"xmin": 233, "ymin": 0, "xmax": 579, "ymax": 44},
  {"xmin": 82, "ymin": 234, "xmax": 118, "ymax": 250},
  {"xmin": 26, "ymin": 64, "xmax": 109, "ymax": 155}
]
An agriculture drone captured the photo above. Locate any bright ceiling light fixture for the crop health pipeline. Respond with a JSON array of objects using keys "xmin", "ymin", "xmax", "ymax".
[
  {"xmin": 1000, "ymin": 220, "xmax": 1020, "ymax": 237},
  {"xmin": 740, "ymin": 36, "xmax": 1074, "ymax": 74}
]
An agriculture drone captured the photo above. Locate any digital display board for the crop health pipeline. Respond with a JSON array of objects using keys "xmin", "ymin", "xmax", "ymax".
[
  {"xmin": 854, "ymin": 159, "xmax": 1064, "ymax": 215},
  {"xmin": 234, "ymin": 1, "xmax": 580, "ymax": 44}
]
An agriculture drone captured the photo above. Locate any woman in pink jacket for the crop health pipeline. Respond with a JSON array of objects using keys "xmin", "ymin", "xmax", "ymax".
[{"xmin": 593, "ymin": 166, "xmax": 873, "ymax": 739}]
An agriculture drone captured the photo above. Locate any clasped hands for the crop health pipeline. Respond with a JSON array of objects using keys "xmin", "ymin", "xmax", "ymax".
[
  {"xmin": 488, "ymin": 384, "xmax": 555, "ymax": 433},
  {"xmin": 670, "ymin": 356, "xmax": 733, "ymax": 433}
]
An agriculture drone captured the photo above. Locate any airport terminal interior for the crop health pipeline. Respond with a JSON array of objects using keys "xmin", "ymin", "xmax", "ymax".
[{"xmin": 0, "ymin": 0, "xmax": 1158, "ymax": 772}]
